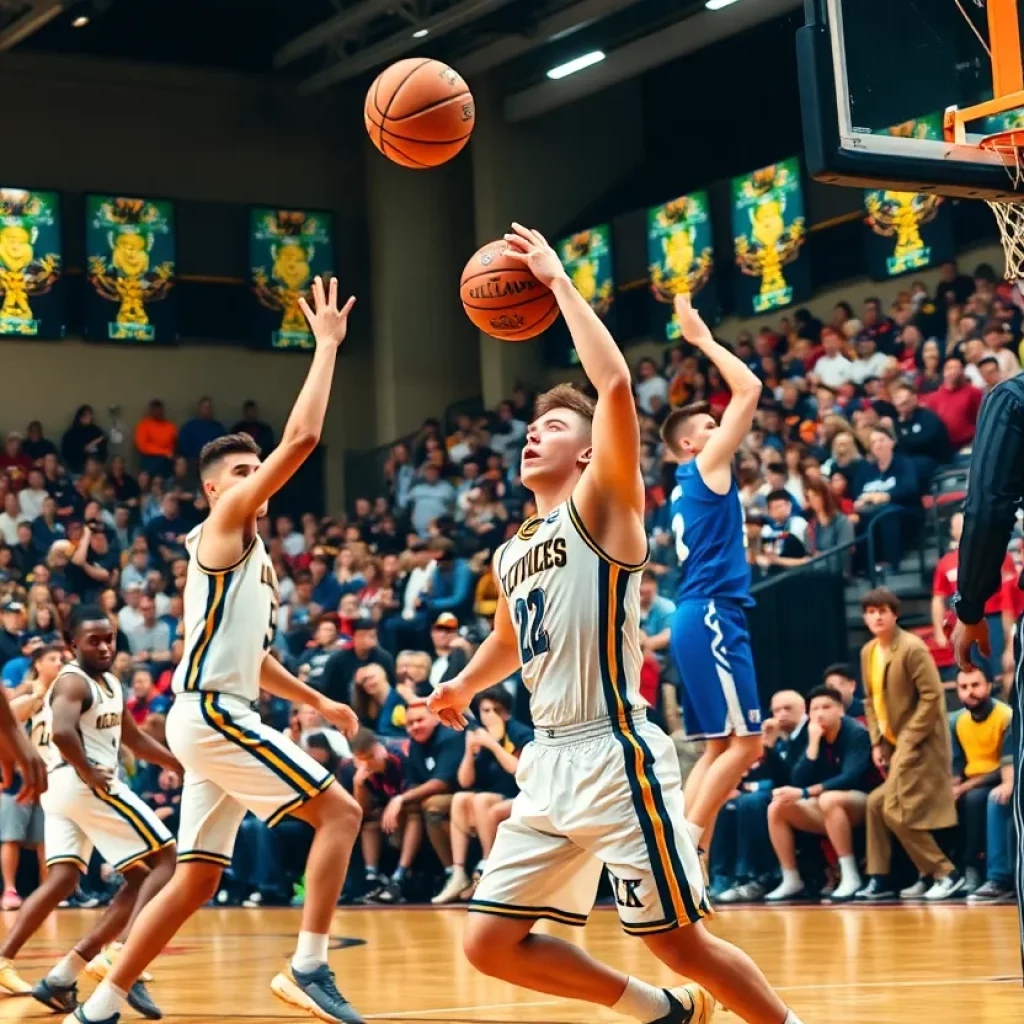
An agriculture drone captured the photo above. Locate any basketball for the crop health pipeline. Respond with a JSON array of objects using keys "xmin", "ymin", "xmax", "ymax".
[
  {"xmin": 460, "ymin": 240, "xmax": 560, "ymax": 342},
  {"xmin": 364, "ymin": 58, "xmax": 474, "ymax": 168}
]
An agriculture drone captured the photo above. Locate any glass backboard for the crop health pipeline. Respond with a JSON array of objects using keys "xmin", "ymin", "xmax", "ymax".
[{"xmin": 798, "ymin": 0, "xmax": 1024, "ymax": 200}]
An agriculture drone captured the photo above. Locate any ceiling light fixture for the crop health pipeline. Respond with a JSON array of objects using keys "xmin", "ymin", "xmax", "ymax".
[
  {"xmin": 72, "ymin": 14, "xmax": 89, "ymax": 27},
  {"xmin": 412, "ymin": 28, "xmax": 429, "ymax": 38},
  {"xmin": 546, "ymin": 50, "xmax": 605, "ymax": 80},
  {"xmin": 705, "ymin": 0, "xmax": 743, "ymax": 10}
]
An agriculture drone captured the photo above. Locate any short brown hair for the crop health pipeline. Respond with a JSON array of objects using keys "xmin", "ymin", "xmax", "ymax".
[
  {"xmin": 861, "ymin": 587, "xmax": 901, "ymax": 615},
  {"xmin": 661, "ymin": 401, "xmax": 711, "ymax": 458},
  {"xmin": 349, "ymin": 727, "xmax": 377, "ymax": 755},
  {"xmin": 198, "ymin": 433, "xmax": 261, "ymax": 478},
  {"xmin": 534, "ymin": 383, "xmax": 596, "ymax": 424}
]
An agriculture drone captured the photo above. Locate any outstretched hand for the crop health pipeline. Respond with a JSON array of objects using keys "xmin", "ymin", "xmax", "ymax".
[
  {"xmin": 298, "ymin": 275, "xmax": 356, "ymax": 348},
  {"xmin": 503, "ymin": 223, "xmax": 568, "ymax": 288},
  {"xmin": 673, "ymin": 293, "xmax": 712, "ymax": 347}
]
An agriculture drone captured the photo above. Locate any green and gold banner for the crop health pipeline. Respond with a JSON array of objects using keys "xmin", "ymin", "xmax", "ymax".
[
  {"xmin": 0, "ymin": 189, "xmax": 63, "ymax": 339},
  {"xmin": 731, "ymin": 158, "xmax": 810, "ymax": 316},
  {"xmin": 647, "ymin": 192, "xmax": 718, "ymax": 341},
  {"xmin": 250, "ymin": 208, "xmax": 334, "ymax": 351},
  {"xmin": 871, "ymin": 112, "xmax": 944, "ymax": 140},
  {"xmin": 545, "ymin": 225, "xmax": 616, "ymax": 368},
  {"xmin": 864, "ymin": 190, "xmax": 954, "ymax": 279},
  {"xmin": 85, "ymin": 196, "xmax": 176, "ymax": 344}
]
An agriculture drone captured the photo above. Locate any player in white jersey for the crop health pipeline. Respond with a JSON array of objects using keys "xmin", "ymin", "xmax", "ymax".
[
  {"xmin": 429, "ymin": 226, "xmax": 805, "ymax": 1024},
  {"xmin": 73, "ymin": 277, "xmax": 363, "ymax": 1024},
  {"xmin": 0, "ymin": 610, "xmax": 178, "ymax": 1020}
]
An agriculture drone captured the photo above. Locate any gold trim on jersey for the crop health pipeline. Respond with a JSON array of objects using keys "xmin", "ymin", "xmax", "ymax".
[
  {"xmin": 184, "ymin": 573, "xmax": 229, "ymax": 692},
  {"xmin": 195, "ymin": 532, "xmax": 258, "ymax": 576},
  {"xmin": 567, "ymin": 497, "xmax": 648, "ymax": 572},
  {"xmin": 517, "ymin": 517, "xmax": 543, "ymax": 541}
]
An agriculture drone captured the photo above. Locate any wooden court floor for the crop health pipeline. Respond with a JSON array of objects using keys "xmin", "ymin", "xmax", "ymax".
[{"xmin": 0, "ymin": 904, "xmax": 1020, "ymax": 1022}]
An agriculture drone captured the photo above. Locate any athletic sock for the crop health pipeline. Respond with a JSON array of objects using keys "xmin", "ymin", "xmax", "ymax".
[
  {"xmin": 838, "ymin": 856, "xmax": 860, "ymax": 887},
  {"xmin": 684, "ymin": 820, "xmax": 705, "ymax": 848},
  {"xmin": 81, "ymin": 980, "xmax": 126, "ymax": 1021},
  {"xmin": 611, "ymin": 977, "xmax": 671, "ymax": 1022},
  {"xmin": 292, "ymin": 931, "xmax": 330, "ymax": 974},
  {"xmin": 47, "ymin": 950, "xmax": 87, "ymax": 986},
  {"xmin": 784, "ymin": 1011, "xmax": 805, "ymax": 1024},
  {"xmin": 364, "ymin": 865, "xmax": 379, "ymax": 880},
  {"xmin": 392, "ymin": 866, "xmax": 408, "ymax": 883}
]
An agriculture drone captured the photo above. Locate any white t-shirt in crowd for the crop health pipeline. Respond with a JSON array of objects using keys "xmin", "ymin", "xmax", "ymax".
[
  {"xmin": 635, "ymin": 375, "xmax": 669, "ymax": 414},
  {"xmin": 814, "ymin": 354, "xmax": 855, "ymax": 389}
]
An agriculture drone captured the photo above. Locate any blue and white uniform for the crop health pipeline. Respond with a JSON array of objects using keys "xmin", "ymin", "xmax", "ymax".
[{"xmin": 668, "ymin": 461, "xmax": 762, "ymax": 740}]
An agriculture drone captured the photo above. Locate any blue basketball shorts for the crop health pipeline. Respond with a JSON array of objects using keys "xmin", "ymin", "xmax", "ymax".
[{"xmin": 669, "ymin": 598, "xmax": 762, "ymax": 741}]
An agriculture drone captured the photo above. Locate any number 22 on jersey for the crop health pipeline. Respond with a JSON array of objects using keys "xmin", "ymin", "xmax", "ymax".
[{"xmin": 513, "ymin": 587, "xmax": 549, "ymax": 664}]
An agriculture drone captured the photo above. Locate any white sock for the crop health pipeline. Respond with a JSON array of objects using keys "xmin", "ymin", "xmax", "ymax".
[
  {"xmin": 784, "ymin": 1012, "xmax": 805, "ymax": 1024},
  {"xmin": 684, "ymin": 820, "xmax": 705, "ymax": 848},
  {"xmin": 475, "ymin": 859, "xmax": 487, "ymax": 874},
  {"xmin": 611, "ymin": 977, "xmax": 671, "ymax": 1022},
  {"xmin": 838, "ymin": 856, "xmax": 861, "ymax": 887},
  {"xmin": 47, "ymin": 950, "xmax": 87, "ymax": 986},
  {"xmin": 292, "ymin": 931, "xmax": 330, "ymax": 974},
  {"xmin": 768, "ymin": 870, "xmax": 804, "ymax": 899},
  {"xmin": 82, "ymin": 980, "xmax": 127, "ymax": 1020},
  {"xmin": 782, "ymin": 869, "xmax": 801, "ymax": 887}
]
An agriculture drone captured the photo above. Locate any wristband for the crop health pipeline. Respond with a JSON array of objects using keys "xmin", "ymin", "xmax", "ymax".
[{"xmin": 801, "ymin": 787, "xmax": 809, "ymax": 799}]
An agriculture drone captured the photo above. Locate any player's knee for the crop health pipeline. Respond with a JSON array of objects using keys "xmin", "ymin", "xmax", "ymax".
[
  {"xmin": 463, "ymin": 916, "xmax": 518, "ymax": 976},
  {"xmin": 178, "ymin": 862, "xmax": 223, "ymax": 906},
  {"xmin": 734, "ymin": 732, "xmax": 764, "ymax": 765},
  {"xmin": 148, "ymin": 843, "xmax": 177, "ymax": 881},
  {"xmin": 317, "ymin": 785, "xmax": 363, "ymax": 833},
  {"xmin": 48, "ymin": 863, "xmax": 81, "ymax": 899}
]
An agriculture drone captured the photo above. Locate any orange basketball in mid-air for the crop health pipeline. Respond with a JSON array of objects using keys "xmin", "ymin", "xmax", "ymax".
[
  {"xmin": 460, "ymin": 240, "xmax": 560, "ymax": 342},
  {"xmin": 365, "ymin": 58, "xmax": 474, "ymax": 168}
]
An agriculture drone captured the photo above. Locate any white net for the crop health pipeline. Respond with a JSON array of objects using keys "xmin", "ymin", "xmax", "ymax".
[{"xmin": 983, "ymin": 133, "xmax": 1024, "ymax": 281}]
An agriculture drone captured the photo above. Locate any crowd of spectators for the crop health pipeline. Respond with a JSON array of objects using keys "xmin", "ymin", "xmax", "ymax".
[{"xmin": 0, "ymin": 255, "xmax": 1018, "ymax": 912}]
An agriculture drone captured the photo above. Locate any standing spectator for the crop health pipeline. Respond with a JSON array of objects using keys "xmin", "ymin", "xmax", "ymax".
[
  {"xmin": 922, "ymin": 355, "xmax": 984, "ymax": 451},
  {"xmin": 857, "ymin": 589, "xmax": 961, "ymax": 901},
  {"xmin": 134, "ymin": 399, "xmax": 178, "ymax": 478},
  {"xmin": 125, "ymin": 594, "xmax": 173, "ymax": 670},
  {"xmin": 384, "ymin": 442, "xmax": 415, "ymax": 511},
  {"xmin": 428, "ymin": 613, "xmax": 469, "ymax": 686},
  {"xmin": 230, "ymin": 400, "xmax": 275, "ymax": 455},
  {"xmin": 320, "ymin": 619, "xmax": 397, "ymax": 705},
  {"xmin": 18, "ymin": 468, "xmax": 49, "ymax": 522},
  {"xmin": 634, "ymin": 357, "xmax": 669, "ymax": 414},
  {"xmin": 0, "ymin": 600, "xmax": 26, "ymax": 669},
  {"xmin": 765, "ymin": 686, "xmax": 875, "ymax": 903},
  {"xmin": 890, "ymin": 382, "xmax": 951, "ymax": 486},
  {"xmin": 60, "ymin": 405, "xmax": 107, "ymax": 475},
  {"xmin": 0, "ymin": 434, "xmax": 32, "ymax": 492},
  {"xmin": 20, "ymin": 421, "xmax": 56, "ymax": 464},
  {"xmin": 949, "ymin": 667, "xmax": 1014, "ymax": 893},
  {"xmin": 0, "ymin": 494, "xmax": 26, "ymax": 546},
  {"xmin": 177, "ymin": 396, "xmax": 226, "ymax": 460},
  {"xmin": 407, "ymin": 464, "xmax": 457, "ymax": 536}
]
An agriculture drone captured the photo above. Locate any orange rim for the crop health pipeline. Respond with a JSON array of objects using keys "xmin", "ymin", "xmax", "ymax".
[{"xmin": 980, "ymin": 128, "xmax": 1024, "ymax": 162}]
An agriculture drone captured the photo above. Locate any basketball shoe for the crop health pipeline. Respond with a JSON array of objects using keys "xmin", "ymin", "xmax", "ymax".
[
  {"xmin": 271, "ymin": 963, "xmax": 365, "ymax": 1023},
  {"xmin": 658, "ymin": 984, "xmax": 716, "ymax": 1023},
  {"xmin": 86, "ymin": 943, "xmax": 153, "ymax": 983},
  {"xmin": 0, "ymin": 956, "xmax": 31, "ymax": 994}
]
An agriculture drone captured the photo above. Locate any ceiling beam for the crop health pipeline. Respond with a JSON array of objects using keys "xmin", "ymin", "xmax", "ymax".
[
  {"xmin": 275, "ymin": 0, "xmax": 399, "ymax": 69},
  {"xmin": 0, "ymin": 0, "xmax": 64, "ymax": 51},
  {"xmin": 459, "ymin": 0, "xmax": 642, "ymax": 76},
  {"xmin": 298, "ymin": 0, "xmax": 515, "ymax": 94}
]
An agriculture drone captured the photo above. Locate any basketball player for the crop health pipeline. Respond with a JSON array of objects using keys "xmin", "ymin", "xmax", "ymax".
[
  {"xmin": 0, "ymin": 612, "xmax": 178, "ymax": 1019},
  {"xmin": 71, "ymin": 276, "xmax": 364, "ymax": 1024},
  {"xmin": 661, "ymin": 294, "xmax": 764, "ymax": 862},
  {"xmin": 429, "ymin": 225, "xmax": 804, "ymax": 1024},
  {"xmin": 0, "ymin": 657, "xmax": 47, "ymax": 805}
]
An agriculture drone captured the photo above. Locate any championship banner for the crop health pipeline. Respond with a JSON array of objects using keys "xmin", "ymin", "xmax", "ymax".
[
  {"xmin": 85, "ymin": 196, "xmax": 176, "ymax": 344},
  {"xmin": 250, "ymin": 208, "xmax": 335, "ymax": 351},
  {"xmin": 647, "ymin": 192, "xmax": 718, "ymax": 341},
  {"xmin": 863, "ymin": 190, "xmax": 954, "ymax": 279},
  {"xmin": 872, "ymin": 112, "xmax": 944, "ymax": 140},
  {"xmin": 545, "ymin": 225, "xmax": 615, "ymax": 368},
  {"xmin": 731, "ymin": 158, "xmax": 810, "ymax": 316},
  {"xmin": 0, "ymin": 188, "xmax": 63, "ymax": 339}
]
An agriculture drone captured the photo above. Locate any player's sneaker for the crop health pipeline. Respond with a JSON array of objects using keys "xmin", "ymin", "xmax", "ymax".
[
  {"xmin": 270, "ymin": 963, "xmax": 364, "ymax": 1024},
  {"xmin": 658, "ymin": 984, "xmax": 716, "ymax": 1023},
  {"xmin": 432, "ymin": 867, "xmax": 471, "ymax": 904},
  {"xmin": 0, "ymin": 956, "xmax": 32, "ymax": 994},
  {"xmin": 899, "ymin": 876, "xmax": 930, "ymax": 900},
  {"xmin": 31, "ymin": 977, "xmax": 79, "ymax": 1012},
  {"xmin": 63, "ymin": 1010, "xmax": 119, "ymax": 1024},
  {"xmin": 86, "ymin": 943, "xmax": 154, "ymax": 984},
  {"xmin": 716, "ymin": 881, "xmax": 765, "ymax": 904},
  {"xmin": 126, "ymin": 980, "xmax": 162, "ymax": 1020},
  {"xmin": 968, "ymin": 879, "xmax": 1016, "ymax": 904}
]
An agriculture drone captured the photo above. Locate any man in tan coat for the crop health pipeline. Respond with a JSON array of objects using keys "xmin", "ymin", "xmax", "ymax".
[{"xmin": 856, "ymin": 587, "xmax": 962, "ymax": 901}]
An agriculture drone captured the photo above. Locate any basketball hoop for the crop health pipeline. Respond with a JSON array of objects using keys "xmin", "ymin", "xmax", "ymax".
[{"xmin": 980, "ymin": 129, "xmax": 1024, "ymax": 282}]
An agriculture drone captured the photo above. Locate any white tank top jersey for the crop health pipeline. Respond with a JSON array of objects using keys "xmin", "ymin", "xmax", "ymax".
[
  {"xmin": 50, "ymin": 661, "xmax": 124, "ymax": 771},
  {"xmin": 172, "ymin": 524, "xmax": 278, "ymax": 702},
  {"xmin": 28, "ymin": 696, "xmax": 59, "ymax": 772},
  {"xmin": 494, "ymin": 497, "xmax": 647, "ymax": 730}
]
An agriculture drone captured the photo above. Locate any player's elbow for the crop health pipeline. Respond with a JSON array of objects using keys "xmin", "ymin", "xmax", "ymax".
[
  {"xmin": 739, "ymin": 376, "xmax": 763, "ymax": 400},
  {"xmin": 601, "ymin": 372, "xmax": 634, "ymax": 401},
  {"xmin": 285, "ymin": 428, "xmax": 319, "ymax": 454}
]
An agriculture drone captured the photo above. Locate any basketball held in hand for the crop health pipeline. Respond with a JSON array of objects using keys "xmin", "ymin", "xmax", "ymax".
[
  {"xmin": 460, "ymin": 241, "xmax": 560, "ymax": 342},
  {"xmin": 365, "ymin": 58, "xmax": 474, "ymax": 168}
]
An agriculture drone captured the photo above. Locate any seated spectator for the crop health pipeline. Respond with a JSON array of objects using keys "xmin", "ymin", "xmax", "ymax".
[
  {"xmin": 982, "ymin": 319, "xmax": 1020, "ymax": 379},
  {"xmin": 60, "ymin": 405, "xmax": 107, "ymax": 475},
  {"xmin": 890, "ymin": 382, "xmax": 951, "ymax": 488},
  {"xmin": 145, "ymin": 495, "xmax": 189, "ymax": 566},
  {"xmin": 275, "ymin": 515, "xmax": 306, "ymax": 560},
  {"xmin": 639, "ymin": 570, "xmax": 675, "ymax": 673},
  {"xmin": 922, "ymin": 355, "xmax": 984, "ymax": 451},
  {"xmin": 9, "ymin": 523, "xmax": 36, "ymax": 580},
  {"xmin": 821, "ymin": 663, "xmax": 866, "ymax": 720},
  {"xmin": 177, "ymin": 396, "xmax": 225, "ymax": 460},
  {"xmin": 757, "ymin": 490, "xmax": 809, "ymax": 572},
  {"xmin": 231, "ymin": 400, "xmax": 275, "ymax": 455},
  {"xmin": 321, "ymin": 618, "xmax": 396, "ymax": 705},
  {"xmin": 428, "ymin": 612, "xmax": 468, "ymax": 686},
  {"xmin": 0, "ymin": 600, "xmax": 26, "ymax": 670},
  {"xmin": 309, "ymin": 551, "xmax": 342, "ymax": 613},
  {"xmin": 715, "ymin": 688, "xmax": 807, "ymax": 904},
  {"xmin": 26, "ymin": 600, "xmax": 61, "ymax": 646},
  {"xmin": 126, "ymin": 594, "xmax": 173, "ymax": 670},
  {"xmin": 420, "ymin": 539, "xmax": 474, "ymax": 624},
  {"xmin": 135, "ymin": 399, "xmax": 177, "ymax": 478},
  {"xmin": 297, "ymin": 616, "xmax": 342, "ymax": 689},
  {"xmin": 849, "ymin": 334, "xmax": 889, "ymax": 385},
  {"xmin": 140, "ymin": 767, "xmax": 182, "ymax": 837},
  {"xmin": 108, "ymin": 455, "xmax": 141, "ymax": 508},
  {"xmin": 434, "ymin": 687, "xmax": 532, "ymax": 904},
  {"xmin": 852, "ymin": 427, "xmax": 921, "ymax": 568},
  {"xmin": 352, "ymin": 663, "xmax": 407, "ymax": 736},
  {"xmin": 803, "ymin": 478, "xmax": 854, "ymax": 574},
  {"xmin": 978, "ymin": 355, "xmax": 1003, "ymax": 392},
  {"xmin": 30, "ymin": 497, "xmax": 64, "ymax": 554},
  {"xmin": 396, "ymin": 649, "xmax": 434, "ymax": 700},
  {"xmin": 68, "ymin": 523, "xmax": 118, "ymax": 601},
  {"xmin": 126, "ymin": 666, "xmax": 171, "ymax": 723},
  {"xmin": 809, "ymin": 327, "xmax": 854, "ymax": 390},
  {"xmin": 20, "ymin": 420, "xmax": 56, "ymax": 465},
  {"xmin": 17, "ymin": 468, "xmax": 47, "ymax": 522},
  {"xmin": 766, "ymin": 686, "xmax": 875, "ymax": 903},
  {"xmin": 2, "ymin": 635, "xmax": 43, "ymax": 689},
  {"xmin": 407, "ymin": 464, "xmax": 457, "ymax": 536},
  {"xmin": 949, "ymin": 668, "xmax": 1014, "ymax": 893},
  {"xmin": 968, "ymin": 761, "xmax": 1017, "ymax": 904},
  {"xmin": 0, "ymin": 493, "xmax": 26, "ymax": 546},
  {"xmin": 375, "ymin": 701, "xmax": 464, "ymax": 903}
]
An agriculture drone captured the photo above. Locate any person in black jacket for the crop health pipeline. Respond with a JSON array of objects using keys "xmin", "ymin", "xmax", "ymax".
[
  {"xmin": 853, "ymin": 426, "xmax": 922, "ymax": 567},
  {"xmin": 765, "ymin": 686, "xmax": 875, "ymax": 904},
  {"xmin": 890, "ymin": 382, "xmax": 952, "ymax": 488}
]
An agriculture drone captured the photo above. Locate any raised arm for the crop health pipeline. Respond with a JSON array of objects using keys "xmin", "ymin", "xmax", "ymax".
[
  {"xmin": 210, "ymin": 276, "xmax": 355, "ymax": 531},
  {"xmin": 675, "ymin": 295, "xmax": 762, "ymax": 495},
  {"xmin": 503, "ymin": 225, "xmax": 644, "ymax": 531}
]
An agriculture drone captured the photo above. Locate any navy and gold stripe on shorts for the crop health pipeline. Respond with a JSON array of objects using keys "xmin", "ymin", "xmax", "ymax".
[
  {"xmin": 200, "ymin": 694, "xmax": 331, "ymax": 804},
  {"xmin": 184, "ymin": 571, "xmax": 233, "ymax": 692},
  {"xmin": 92, "ymin": 787, "xmax": 172, "ymax": 870},
  {"xmin": 46, "ymin": 854, "xmax": 88, "ymax": 873},
  {"xmin": 178, "ymin": 850, "xmax": 232, "ymax": 868},
  {"xmin": 467, "ymin": 899, "xmax": 588, "ymax": 928},
  {"xmin": 598, "ymin": 559, "xmax": 704, "ymax": 929}
]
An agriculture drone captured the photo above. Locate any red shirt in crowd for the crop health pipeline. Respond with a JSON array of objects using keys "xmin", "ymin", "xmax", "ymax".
[
  {"xmin": 922, "ymin": 382, "xmax": 984, "ymax": 449},
  {"xmin": 0, "ymin": 452, "xmax": 32, "ymax": 492},
  {"xmin": 933, "ymin": 549, "xmax": 1017, "ymax": 618}
]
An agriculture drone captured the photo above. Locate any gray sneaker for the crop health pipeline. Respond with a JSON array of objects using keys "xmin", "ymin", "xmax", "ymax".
[
  {"xmin": 899, "ymin": 876, "xmax": 930, "ymax": 900},
  {"xmin": 718, "ymin": 881, "xmax": 764, "ymax": 903},
  {"xmin": 965, "ymin": 866, "xmax": 983, "ymax": 895},
  {"xmin": 31, "ymin": 977, "xmax": 77, "ymax": 1012},
  {"xmin": 126, "ymin": 980, "xmax": 162, "ymax": 1020},
  {"xmin": 271, "ymin": 964, "xmax": 364, "ymax": 1024},
  {"xmin": 968, "ymin": 879, "xmax": 1016, "ymax": 904}
]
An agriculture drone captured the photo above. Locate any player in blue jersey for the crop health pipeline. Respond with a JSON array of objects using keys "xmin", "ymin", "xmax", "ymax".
[{"xmin": 661, "ymin": 294, "xmax": 764, "ymax": 861}]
